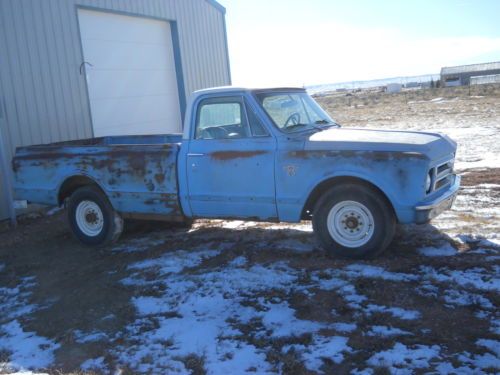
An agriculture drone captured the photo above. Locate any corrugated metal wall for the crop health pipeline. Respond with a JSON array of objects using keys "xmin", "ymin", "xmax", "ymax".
[
  {"xmin": 0, "ymin": 0, "xmax": 231, "ymax": 220},
  {"xmin": 471, "ymin": 74, "xmax": 500, "ymax": 85}
]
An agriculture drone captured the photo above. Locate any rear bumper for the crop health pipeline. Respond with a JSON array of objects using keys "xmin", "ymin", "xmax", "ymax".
[{"xmin": 415, "ymin": 174, "xmax": 461, "ymax": 223}]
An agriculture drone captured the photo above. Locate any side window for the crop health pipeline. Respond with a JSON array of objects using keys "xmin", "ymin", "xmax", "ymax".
[
  {"xmin": 245, "ymin": 100, "xmax": 269, "ymax": 137},
  {"xmin": 196, "ymin": 99, "xmax": 248, "ymax": 139}
]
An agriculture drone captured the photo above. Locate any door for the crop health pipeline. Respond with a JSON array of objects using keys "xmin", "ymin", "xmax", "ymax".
[
  {"xmin": 78, "ymin": 9, "xmax": 181, "ymax": 136},
  {"xmin": 186, "ymin": 96, "xmax": 277, "ymax": 220}
]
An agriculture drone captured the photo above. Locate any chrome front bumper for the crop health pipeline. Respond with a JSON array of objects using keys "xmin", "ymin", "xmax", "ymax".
[{"xmin": 415, "ymin": 174, "xmax": 461, "ymax": 223}]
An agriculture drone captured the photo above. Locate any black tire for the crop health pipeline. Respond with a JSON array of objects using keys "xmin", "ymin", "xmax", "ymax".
[
  {"xmin": 67, "ymin": 186, "xmax": 124, "ymax": 246},
  {"xmin": 312, "ymin": 184, "xmax": 396, "ymax": 259}
]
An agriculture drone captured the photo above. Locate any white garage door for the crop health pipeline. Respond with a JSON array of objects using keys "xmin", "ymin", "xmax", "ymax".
[{"xmin": 78, "ymin": 9, "xmax": 182, "ymax": 137}]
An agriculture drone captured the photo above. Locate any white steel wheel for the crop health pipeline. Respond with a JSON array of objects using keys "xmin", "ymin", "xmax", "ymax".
[
  {"xmin": 326, "ymin": 200, "xmax": 375, "ymax": 248},
  {"xmin": 68, "ymin": 186, "xmax": 124, "ymax": 246},
  {"xmin": 75, "ymin": 200, "xmax": 104, "ymax": 237}
]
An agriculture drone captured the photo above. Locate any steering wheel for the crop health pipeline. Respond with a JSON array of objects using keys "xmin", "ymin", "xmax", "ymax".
[
  {"xmin": 284, "ymin": 112, "xmax": 301, "ymax": 127},
  {"xmin": 201, "ymin": 126, "xmax": 229, "ymax": 139}
]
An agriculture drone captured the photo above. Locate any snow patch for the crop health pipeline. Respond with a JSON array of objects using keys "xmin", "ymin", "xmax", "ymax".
[
  {"xmin": 284, "ymin": 335, "xmax": 351, "ymax": 372},
  {"xmin": 365, "ymin": 304, "xmax": 421, "ymax": 320},
  {"xmin": 0, "ymin": 276, "xmax": 37, "ymax": 321},
  {"xmin": 343, "ymin": 264, "xmax": 418, "ymax": 281},
  {"xmin": 261, "ymin": 301, "xmax": 324, "ymax": 337},
  {"xmin": 46, "ymin": 206, "xmax": 63, "ymax": 216},
  {"xmin": 443, "ymin": 289, "xmax": 494, "ymax": 309},
  {"xmin": 73, "ymin": 330, "xmax": 108, "ymax": 343},
  {"xmin": 221, "ymin": 220, "xmax": 245, "ymax": 229},
  {"xmin": 0, "ymin": 321, "xmax": 60, "ymax": 371},
  {"xmin": 420, "ymin": 266, "xmax": 500, "ymax": 292},
  {"xmin": 127, "ymin": 249, "xmax": 220, "ymax": 275},
  {"xmin": 367, "ymin": 325, "xmax": 412, "ymax": 337},
  {"xmin": 331, "ymin": 322, "xmax": 357, "ymax": 333},
  {"xmin": 116, "ymin": 258, "xmax": 302, "ymax": 373},
  {"xmin": 229, "ymin": 256, "xmax": 247, "ymax": 267},
  {"xmin": 476, "ymin": 339, "xmax": 500, "ymax": 356},
  {"xmin": 418, "ymin": 243, "xmax": 457, "ymax": 257},
  {"xmin": 368, "ymin": 343, "xmax": 441, "ymax": 372},
  {"xmin": 80, "ymin": 356, "xmax": 106, "ymax": 372}
]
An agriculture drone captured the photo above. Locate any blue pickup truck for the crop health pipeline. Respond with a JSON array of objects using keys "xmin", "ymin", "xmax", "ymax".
[{"xmin": 12, "ymin": 87, "xmax": 460, "ymax": 258}]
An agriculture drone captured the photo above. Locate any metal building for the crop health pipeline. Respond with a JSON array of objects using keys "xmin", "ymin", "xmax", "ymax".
[
  {"xmin": 0, "ymin": 0, "xmax": 231, "ymax": 221},
  {"xmin": 470, "ymin": 74, "xmax": 500, "ymax": 86},
  {"xmin": 386, "ymin": 83, "xmax": 402, "ymax": 93},
  {"xmin": 440, "ymin": 61, "xmax": 500, "ymax": 87}
]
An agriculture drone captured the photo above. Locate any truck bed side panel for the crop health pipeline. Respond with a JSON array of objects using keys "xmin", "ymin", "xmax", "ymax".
[{"xmin": 13, "ymin": 143, "xmax": 183, "ymax": 219}]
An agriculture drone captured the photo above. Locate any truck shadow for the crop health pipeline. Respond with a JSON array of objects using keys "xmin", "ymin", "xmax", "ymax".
[{"xmin": 119, "ymin": 219, "xmax": 493, "ymax": 262}]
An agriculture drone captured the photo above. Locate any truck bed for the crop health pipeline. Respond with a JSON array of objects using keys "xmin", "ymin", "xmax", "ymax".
[{"xmin": 13, "ymin": 134, "xmax": 184, "ymax": 220}]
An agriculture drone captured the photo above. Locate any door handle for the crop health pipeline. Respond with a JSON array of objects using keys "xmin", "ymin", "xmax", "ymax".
[
  {"xmin": 79, "ymin": 61, "xmax": 93, "ymax": 75},
  {"xmin": 187, "ymin": 153, "xmax": 205, "ymax": 157}
]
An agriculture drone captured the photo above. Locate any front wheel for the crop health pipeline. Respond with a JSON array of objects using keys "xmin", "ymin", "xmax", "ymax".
[
  {"xmin": 68, "ymin": 186, "xmax": 124, "ymax": 246},
  {"xmin": 312, "ymin": 184, "xmax": 396, "ymax": 259}
]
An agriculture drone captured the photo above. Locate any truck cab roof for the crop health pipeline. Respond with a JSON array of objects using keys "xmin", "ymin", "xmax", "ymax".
[{"xmin": 192, "ymin": 86, "xmax": 306, "ymax": 97}]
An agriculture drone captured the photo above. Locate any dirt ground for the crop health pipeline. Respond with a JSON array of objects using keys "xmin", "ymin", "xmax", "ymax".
[{"xmin": 0, "ymin": 84, "xmax": 499, "ymax": 374}]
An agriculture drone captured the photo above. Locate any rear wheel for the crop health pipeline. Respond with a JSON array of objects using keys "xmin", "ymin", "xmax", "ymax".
[
  {"xmin": 68, "ymin": 186, "xmax": 123, "ymax": 246},
  {"xmin": 312, "ymin": 184, "xmax": 395, "ymax": 259}
]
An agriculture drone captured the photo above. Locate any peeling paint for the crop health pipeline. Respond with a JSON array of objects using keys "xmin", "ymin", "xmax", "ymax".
[
  {"xmin": 210, "ymin": 150, "xmax": 267, "ymax": 161},
  {"xmin": 288, "ymin": 150, "xmax": 427, "ymax": 161},
  {"xmin": 154, "ymin": 173, "xmax": 166, "ymax": 184}
]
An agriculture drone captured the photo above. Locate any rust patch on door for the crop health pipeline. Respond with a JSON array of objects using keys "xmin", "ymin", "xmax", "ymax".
[{"xmin": 210, "ymin": 151, "xmax": 267, "ymax": 161}]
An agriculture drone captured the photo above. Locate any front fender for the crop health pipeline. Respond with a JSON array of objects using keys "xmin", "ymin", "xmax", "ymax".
[
  {"xmin": 302, "ymin": 169, "xmax": 400, "ymax": 213},
  {"xmin": 276, "ymin": 150, "xmax": 429, "ymax": 222}
]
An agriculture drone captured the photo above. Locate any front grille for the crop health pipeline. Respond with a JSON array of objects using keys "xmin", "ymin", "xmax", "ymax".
[
  {"xmin": 430, "ymin": 158, "xmax": 454, "ymax": 193},
  {"xmin": 437, "ymin": 161, "xmax": 453, "ymax": 175}
]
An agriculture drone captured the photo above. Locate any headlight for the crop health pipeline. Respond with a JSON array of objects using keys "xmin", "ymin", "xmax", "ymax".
[{"xmin": 426, "ymin": 173, "xmax": 432, "ymax": 193}]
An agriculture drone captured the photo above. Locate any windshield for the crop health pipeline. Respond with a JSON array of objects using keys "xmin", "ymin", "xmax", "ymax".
[{"xmin": 255, "ymin": 92, "xmax": 337, "ymax": 133}]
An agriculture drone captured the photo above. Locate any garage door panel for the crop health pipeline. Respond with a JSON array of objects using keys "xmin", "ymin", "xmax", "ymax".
[
  {"xmin": 78, "ymin": 9, "xmax": 169, "ymax": 45},
  {"xmin": 93, "ymin": 122, "xmax": 174, "ymax": 137},
  {"xmin": 87, "ymin": 69, "xmax": 178, "ymax": 100},
  {"xmin": 90, "ymin": 95, "xmax": 180, "ymax": 132},
  {"xmin": 81, "ymin": 39, "xmax": 175, "ymax": 71},
  {"xmin": 78, "ymin": 9, "xmax": 181, "ymax": 136}
]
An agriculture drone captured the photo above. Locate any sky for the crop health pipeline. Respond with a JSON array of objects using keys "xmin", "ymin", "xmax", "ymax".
[{"xmin": 217, "ymin": 0, "xmax": 500, "ymax": 87}]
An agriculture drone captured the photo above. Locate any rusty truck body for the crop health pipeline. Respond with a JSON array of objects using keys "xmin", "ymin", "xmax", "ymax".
[{"xmin": 12, "ymin": 87, "xmax": 460, "ymax": 258}]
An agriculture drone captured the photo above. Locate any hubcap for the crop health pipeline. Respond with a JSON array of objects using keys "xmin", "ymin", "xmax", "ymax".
[
  {"xmin": 327, "ymin": 200, "xmax": 375, "ymax": 248},
  {"xmin": 75, "ymin": 200, "xmax": 104, "ymax": 237}
]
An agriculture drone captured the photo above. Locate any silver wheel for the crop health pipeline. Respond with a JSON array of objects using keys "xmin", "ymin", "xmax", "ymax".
[
  {"xmin": 75, "ymin": 200, "xmax": 104, "ymax": 237},
  {"xmin": 326, "ymin": 200, "xmax": 375, "ymax": 248}
]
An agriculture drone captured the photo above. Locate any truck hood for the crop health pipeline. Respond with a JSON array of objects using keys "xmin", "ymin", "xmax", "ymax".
[{"xmin": 305, "ymin": 128, "xmax": 456, "ymax": 160}]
